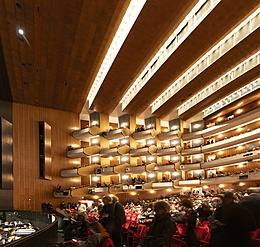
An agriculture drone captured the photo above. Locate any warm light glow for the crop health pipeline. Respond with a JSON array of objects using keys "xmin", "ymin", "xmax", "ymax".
[
  {"xmin": 165, "ymin": 156, "xmax": 170, "ymax": 160},
  {"xmin": 167, "ymin": 188, "xmax": 172, "ymax": 192},
  {"xmin": 164, "ymin": 129, "xmax": 169, "ymax": 132},
  {"xmin": 122, "ymin": 157, "xmax": 128, "ymax": 162},
  {"xmin": 171, "ymin": 125, "xmax": 178, "ymax": 130},
  {"xmin": 142, "ymin": 172, "xmax": 146, "ymax": 176},
  {"xmin": 122, "ymin": 139, "xmax": 128, "ymax": 144},
  {"xmin": 237, "ymin": 146, "xmax": 243, "ymax": 150},
  {"xmin": 239, "ymin": 182, "xmax": 245, "ymax": 186},
  {"xmin": 93, "ymin": 196, "xmax": 99, "ymax": 199},
  {"xmin": 71, "ymin": 144, "xmax": 80, "ymax": 148},
  {"xmin": 218, "ymin": 134, "xmax": 223, "ymax": 138},
  {"xmin": 148, "ymin": 173, "xmax": 155, "ymax": 178},
  {"xmin": 109, "ymin": 126, "xmax": 113, "ymax": 130},
  {"xmin": 217, "ymin": 113, "xmax": 222, "ymax": 117},
  {"xmin": 122, "ymin": 175, "xmax": 129, "ymax": 179},
  {"xmin": 165, "ymin": 172, "xmax": 170, "ymax": 175},
  {"xmin": 73, "ymin": 161, "xmax": 81, "ymax": 164},
  {"xmin": 172, "ymin": 140, "xmax": 179, "ymax": 145},
  {"xmin": 173, "ymin": 172, "xmax": 179, "ymax": 176},
  {"xmin": 217, "ymin": 117, "xmax": 222, "ymax": 121},
  {"xmin": 203, "ymin": 186, "xmax": 208, "ymax": 189},
  {"xmin": 92, "ymin": 139, "xmax": 98, "ymax": 144},
  {"xmin": 93, "ymin": 157, "xmax": 99, "ymax": 162},
  {"xmin": 236, "ymin": 109, "xmax": 243, "ymax": 114},
  {"xmin": 121, "ymin": 123, "xmax": 127, "ymax": 128},
  {"xmin": 238, "ymin": 164, "xmax": 243, "ymax": 168},
  {"xmin": 92, "ymin": 121, "xmax": 98, "ymax": 126},
  {"xmin": 109, "ymin": 194, "xmax": 114, "ymax": 197},
  {"xmin": 183, "ymin": 187, "xmax": 191, "ymax": 190},
  {"xmin": 148, "ymin": 140, "xmax": 154, "ymax": 145},
  {"xmin": 237, "ymin": 127, "xmax": 243, "ymax": 132},
  {"xmin": 150, "ymin": 190, "xmax": 155, "ymax": 194},
  {"xmin": 131, "ymin": 192, "xmax": 136, "ymax": 195},
  {"xmin": 195, "ymin": 155, "xmax": 201, "ymax": 159},
  {"xmin": 219, "ymin": 184, "xmax": 224, "ymax": 188},
  {"xmin": 147, "ymin": 124, "xmax": 152, "ymax": 129},
  {"xmin": 218, "ymin": 151, "xmax": 223, "ymax": 155},
  {"xmin": 18, "ymin": 29, "xmax": 24, "ymax": 35},
  {"xmin": 148, "ymin": 157, "xmax": 155, "ymax": 161},
  {"xmin": 219, "ymin": 167, "xmax": 224, "ymax": 171},
  {"xmin": 92, "ymin": 177, "xmax": 99, "ymax": 181},
  {"xmin": 173, "ymin": 156, "xmax": 179, "ymax": 161},
  {"xmin": 237, "ymin": 102, "xmax": 243, "ymax": 106},
  {"xmin": 109, "ymin": 157, "xmax": 113, "ymax": 160},
  {"xmin": 194, "ymin": 124, "xmax": 201, "ymax": 129}
]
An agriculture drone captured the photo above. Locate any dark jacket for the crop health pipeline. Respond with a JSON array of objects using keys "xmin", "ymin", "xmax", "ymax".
[
  {"xmin": 114, "ymin": 202, "xmax": 126, "ymax": 226},
  {"xmin": 139, "ymin": 213, "xmax": 176, "ymax": 247}
]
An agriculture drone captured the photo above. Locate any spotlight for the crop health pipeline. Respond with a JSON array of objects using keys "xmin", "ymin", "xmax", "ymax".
[{"xmin": 18, "ymin": 29, "xmax": 24, "ymax": 35}]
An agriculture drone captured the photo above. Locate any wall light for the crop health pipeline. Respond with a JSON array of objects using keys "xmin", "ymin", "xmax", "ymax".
[
  {"xmin": 142, "ymin": 172, "xmax": 147, "ymax": 176},
  {"xmin": 92, "ymin": 121, "xmax": 98, "ymax": 126},
  {"xmin": 93, "ymin": 157, "xmax": 99, "ymax": 162},
  {"xmin": 147, "ymin": 124, "xmax": 152, "ymax": 129},
  {"xmin": 238, "ymin": 164, "xmax": 243, "ymax": 168},
  {"xmin": 237, "ymin": 102, "xmax": 243, "ymax": 106},
  {"xmin": 131, "ymin": 192, "xmax": 136, "ymax": 195},
  {"xmin": 237, "ymin": 146, "xmax": 243, "ymax": 150},
  {"xmin": 171, "ymin": 125, "xmax": 178, "ymax": 130},
  {"xmin": 93, "ymin": 196, "xmax": 99, "ymax": 199},
  {"xmin": 121, "ymin": 123, "xmax": 127, "ymax": 128},
  {"xmin": 236, "ymin": 109, "xmax": 243, "ymax": 114},
  {"xmin": 109, "ymin": 194, "xmax": 114, "ymax": 197},
  {"xmin": 237, "ymin": 127, "xmax": 243, "ymax": 131},
  {"xmin": 218, "ymin": 134, "xmax": 223, "ymax": 138},
  {"xmin": 218, "ymin": 151, "xmax": 223, "ymax": 155},
  {"xmin": 150, "ymin": 190, "xmax": 155, "ymax": 193},
  {"xmin": 122, "ymin": 139, "xmax": 128, "ymax": 144},
  {"xmin": 167, "ymin": 188, "xmax": 172, "ymax": 192},
  {"xmin": 239, "ymin": 182, "xmax": 245, "ymax": 186},
  {"xmin": 148, "ymin": 140, "xmax": 154, "ymax": 145},
  {"xmin": 219, "ymin": 167, "xmax": 224, "ymax": 171},
  {"xmin": 122, "ymin": 175, "xmax": 129, "ymax": 179},
  {"xmin": 217, "ymin": 117, "xmax": 222, "ymax": 121},
  {"xmin": 194, "ymin": 124, "xmax": 201, "ymax": 129},
  {"xmin": 164, "ymin": 129, "xmax": 169, "ymax": 132},
  {"xmin": 219, "ymin": 184, "xmax": 224, "ymax": 188},
  {"xmin": 148, "ymin": 157, "xmax": 155, "ymax": 161},
  {"xmin": 93, "ymin": 177, "xmax": 99, "ymax": 181},
  {"xmin": 18, "ymin": 29, "xmax": 24, "ymax": 35},
  {"xmin": 109, "ymin": 157, "xmax": 113, "ymax": 160},
  {"xmin": 203, "ymin": 186, "xmax": 208, "ymax": 189},
  {"xmin": 173, "ymin": 156, "xmax": 179, "ymax": 161},
  {"xmin": 148, "ymin": 173, "xmax": 155, "ymax": 178},
  {"xmin": 92, "ymin": 139, "xmax": 98, "ymax": 144},
  {"xmin": 165, "ymin": 171, "xmax": 170, "ymax": 175},
  {"xmin": 173, "ymin": 172, "xmax": 179, "ymax": 176},
  {"xmin": 122, "ymin": 157, "xmax": 128, "ymax": 162}
]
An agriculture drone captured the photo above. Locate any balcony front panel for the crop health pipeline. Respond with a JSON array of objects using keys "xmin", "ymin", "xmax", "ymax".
[
  {"xmin": 202, "ymin": 128, "xmax": 260, "ymax": 153},
  {"xmin": 77, "ymin": 164, "xmax": 100, "ymax": 176},
  {"xmin": 67, "ymin": 148, "xmax": 87, "ymax": 158},
  {"xmin": 83, "ymin": 145, "xmax": 101, "ymax": 156},
  {"xmin": 123, "ymin": 184, "xmax": 143, "ymax": 191},
  {"xmin": 179, "ymin": 180, "xmax": 201, "ymax": 186},
  {"xmin": 109, "ymin": 184, "xmax": 124, "ymax": 193},
  {"xmin": 158, "ymin": 130, "xmax": 179, "ymax": 141},
  {"xmin": 181, "ymin": 147, "xmax": 202, "ymax": 156},
  {"xmin": 61, "ymin": 169, "xmax": 82, "ymax": 178},
  {"xmin": 154, "ymin": 164, "xmax": 175, "ymax": 172},
  {"xmin": 71, "ymin": 187, "xmax": 89, "ymax": 197},
  {"xmin": 132, "ymin": 128, "xmax": 158, "ymax": 140},
  {"xmin": 157, "ymin": 147, "xmax": 177, "ymax": 156},
  {"xmin": 94, "ymin": 187, "xmax": 109, "ymax": 194},
  {"xmin": 72, "ymin": 125, "xmax": 101, "ymax": 141},
  {"xmin": 146, "ymin": 163, "xmax": 157, "ymax": 172},
  {"xmin": 126, "ymin": 166, "xmax": 146, "ymax": 174},
  {"xmin": 130, "ymin": 145, "xmax": 157, "ymax": 157},
  {"xmin": 202, "ymin": 107, "xmax": 260, "ymax": 138},
  {"xmin": 54, "ymin": 190, "xmax": 72, "ymax": 197},
  {"xmin": 179, "ymin": 163, "xmax": 201, "ymax": 171},
  {"xmin": 96, "ymin": 166, "xmax": 115, "ymax": 176},
  {"xmin": 114, "ymin": 163, "xmax": 129, "ymax": 174},
  {"xmin": 182, "ymin": 131, "xmax": 202, "ymax": 141},
  {"xmin": 201, "ymin": 150, "xmax": 260, "ymax": 169},
  {"xmin": 152, "ymin": 181, "xmax": 174, "ymax": 189},
  {"xmin": 103, "ymin": 127, "xmax": 131, "ymax": 140}
]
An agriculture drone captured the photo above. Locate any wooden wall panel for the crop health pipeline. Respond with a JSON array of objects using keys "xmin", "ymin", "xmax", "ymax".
[{"xmin": 13, "ymin": 103, "xmax": 81, "ymax": 211}]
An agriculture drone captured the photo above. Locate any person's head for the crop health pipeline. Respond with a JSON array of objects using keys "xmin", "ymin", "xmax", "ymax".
[
  {"xmin": 78, "ymin": 201, "xmax": 81, "ymax": 205},
  {"xmin": 77, "ymin": 215, "xmax": 85, "ymax": 222},
  {"xmin": 222, "ymin": 192, "xmax": 236, "ymax": 205},
  {"xmin": 102, "ymin": 196, "xmax": 112, "ymax": 205},
  {"xmin": 112, "ymin": 196, "xmax": 119, "ymax": 204},
  {"xmin": 154, "ymin": 201, "xmax": 170, "ymax": 216},
  {"xmin": 181, "ymin": 199, "xmax": 193, "ymax": 209},
  {"xmin": 202, "ymin": 201, "xmax": 209, "ymax": 211},
  {"xmin": 89, "ymin": 221, "xmax": 105, "ymax": 234}
]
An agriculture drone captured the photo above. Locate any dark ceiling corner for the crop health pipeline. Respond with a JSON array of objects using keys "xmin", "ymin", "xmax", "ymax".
[{"xmin": 0, "ymin": 40, "xmax": 13, "ymax": 102}]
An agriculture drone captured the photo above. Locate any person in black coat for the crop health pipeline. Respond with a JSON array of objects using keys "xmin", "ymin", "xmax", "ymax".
[
  {"xmin": 138, "ymin": 201, "xmax": 176, "ymax": 247},
  {"xmin": 111, "ymin": 196, "xmax": 126, "ymax": 247},
  {"xmin": 99, "ymin": 196, "xmax": 114, "ymax": 237},
  {"xmin": 196, "ymin": 201, "xmax": 212, "ymax": 222}
]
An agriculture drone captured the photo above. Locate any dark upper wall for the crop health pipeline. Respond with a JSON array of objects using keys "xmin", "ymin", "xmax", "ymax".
[{"xmin": 0, "ymin": 99, "xmax": 12, "ymax": 123}]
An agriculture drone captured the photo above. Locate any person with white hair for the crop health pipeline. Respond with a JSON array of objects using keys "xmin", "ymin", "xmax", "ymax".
[{"xmin": 137, "ymin": 201, "xmax": 176, "ymax": 247}]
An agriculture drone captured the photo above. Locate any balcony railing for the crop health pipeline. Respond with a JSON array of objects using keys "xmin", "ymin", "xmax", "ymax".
[
  {"xmin": 61, "ymin": 169, "xmax": 82, "ymax": 178},
  {"xmin": 72, "ymin": 125, "xmax": 101, "ymax": 141},
  {"xmin": 132, "ymin": 128, "xmax": 158, "ymax": 140},
  {"xmin": 179, "ymin": 163, "xmax": 201, "ymax": 171},
  {"xmin": 103, "ymin": 127, "xmax": 131, "ymax": 140},
  {"xmin": 157, "ymin": 147, "xmax": 177, "ymax": 156},
  {"xmin": 100, "ymin": 145, "xmax": 130, "ymax": 158},
  {"xmin": 152, "ymin": 181, "xmax": 174, "ymax": 189},
  {"xmin": 158, "ymin": 130, "xmax": 179, "ymax": 141},
  {"xmin": 154, "ymin": 164, "xmax": 175, "ymax": 172},
  {"xmin": 181, "ymin": 146, "xmax": 202, "ymax": 156},
  {"xmin": 130, "ymin": 145, "xmax": 157, "ymax": 157}
]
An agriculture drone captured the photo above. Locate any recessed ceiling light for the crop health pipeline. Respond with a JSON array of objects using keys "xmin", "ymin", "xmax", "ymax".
[{"xmin": 18, "ymin": 29, "xmax": 24, "ymax": 35}]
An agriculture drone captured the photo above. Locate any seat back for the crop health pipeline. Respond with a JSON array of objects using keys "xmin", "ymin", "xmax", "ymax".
[
  {"xmin": 177, "ymin": 224, "xmax": 187, "ymax": 235},
  {"xmin": 194, "ymin": 226, "xmax": 207, "ymax": 241},
  {"xmin": 136, "ymin": 224, "xmax": 146, "ymax": 237},
  {"xmin": 171, "ymin": 237, "xmax": 187, "ymax": 247},
  {"xmin": 252, "ymin": 229, "xmax": 260, "ymax": 239},
  {"xmin": 102, "ymin": 238, "xmax": 114, "ymax": 247},
  {"xmin": 141, "ymin": 227, "xmax": 149, "ymax": 238}
]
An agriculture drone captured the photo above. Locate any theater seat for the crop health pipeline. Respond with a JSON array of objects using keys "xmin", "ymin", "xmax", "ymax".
[
  {"xmin": 171, "ymin": 237, "xmax": 187, "ymax": 247},
  {"xmin": 102, "ymin": 237, "xmax": 114, "ymax": 247}
]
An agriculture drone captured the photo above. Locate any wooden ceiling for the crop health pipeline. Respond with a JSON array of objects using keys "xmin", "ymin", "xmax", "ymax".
[
  {"xmin": 0, "ymin": 0, "xmax": 130, "ymax": 112},
  {"xmin": 0, "ymin": 0, "xmax": 259, "ymax": 120}
]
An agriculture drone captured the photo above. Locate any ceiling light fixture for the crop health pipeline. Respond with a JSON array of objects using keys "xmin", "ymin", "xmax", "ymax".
[
  {"xmin": 87, "ymin": 0, "xmax": 147, "ymax": 107},
  {"xmin": 18, "ymin": 29, "xmax": 24, "ymax": 35}
]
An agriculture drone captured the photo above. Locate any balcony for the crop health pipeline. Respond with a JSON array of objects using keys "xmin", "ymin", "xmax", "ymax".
[
  {"xmin": 158, "ymin": 130, "xmax": 179, "ymax": 141},
  {"xmin": 96, "ymin": 166, "xmax": 115, "ymax": 176},
  {"xmin": 67, "ymin": 145, "xmax": 101, "ymax": 158},
  {"xmin": 179, "ymin": 163, "xmax": 201, "ymax": 171},
  {"xmin": 100, "ymin": 145, "xmax": 130, "ymax": 158},
  {"xmin": 114, "ymin": 164, "xmax": 129, "ymax": 174},
  {"xmin": 72, "ymin": 125, "xmax": 101, "ymax": 141},
  {"xmin": 130, "ymin": 145, "xmax": 157, "ymax": 157},
  {"xmin": 178, "ymin": 180, "xmax": 201, "ymax": 186},
  {"xmin": 181, "ymin": 146, "xmax": 202, "ymax": 156},
  {"xmin": 132, "ymin": 128, "xmax": 158, "ymax": 140},
  {"xmin": 103, "ymin": 127, "xmax": 131, "ymax": 140},
  {"xmin": 154, "ymin": 164, "xmax": 175, "ymax": 172},
  {"xmin": 70, "ymin": 186, "xmax": 109, "ymax": 197},
  {"xmin": 146, "ymin": 163, "xmax": 157, "ymax": 172},
  {"xmin": 54, "ymin": 190, "xmax": 71, "ymax": 197},
  {"xmin": 202, "ymin": 128, "xmax": 260, "ymax": 153},
  {"xmin": 109, "ymin": 184, "xmax": 124, "ymax": 193},
  {"xmin": 77, "ymin": 165, "xmax": 100, "ymax": 176},
  {"xmin": 201, "ymin": 150, "xmax": 260, "ymax": 169},
  {"xmin": 182, "ymin": 131, "xmax": 203, "ymax": 142},
  {"xmin": 122, "ymin": 184, "xmax": 143, "ymax": 191},
  {"xmin": 61, "ymin": 169, "xmax": 83, "ymax": 178},
  {"xmin": 152, "ymin": 181, "xmax": 174, "ymax": 189},
  {"xmin": 125, "ymin": 165, "xmax": 146, "ymax": 174},
  {"xmin": 157, "ymin": 147, "xmax": 177, "ymax": 156},
  {"xmin": 202, "ymin": 107, "xmax": 260, "ymax": 138}
]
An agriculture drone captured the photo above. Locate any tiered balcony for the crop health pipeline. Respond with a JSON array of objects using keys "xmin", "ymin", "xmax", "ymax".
[
  {"xmin": 202, "ymin": 128, "xmax": 260, "ymax": 153},
  {"xmin": 181, "ymin": 147, "xmax": 202, "ymax": 156},
  {"xmin": 70, "ymin": 187, "xmax": 109, "ymax": 197},
  {"xmin": 96, "ymin": 166, "xmax": 115, "ymax": 176},
  {"xmin": 103, "ymin": 127, "xmax": 131, "ymax": 140},
  {"xmin": 178, "ymin": 180, "xmax": 201, "ymax": 186},
  {"xmin": 152, "ymin": 181, "xmax": 174, "ymax": 189},
  {"xmin": 179, "ymin": 163, "xmax": 201, "ymax": 171},
  {"xmin": 158, "ymin": 130, "xmax": 179, "ymax": 141},
  {"xmin": 114, "ymin": 164, "xmax": 129, "ymax": 174},
  {"xmin": 182, "ymin": 132, "xmax": 202, "ymax": 142},
  {"xmin": 201, "ymin": 150, "xmax": 260, "ymax": 169},
  {"xmin": 54, "ymin": 190, "xmax": 71, "ymax": 197},
  {"xmin": 125, "ymin": 165, "xmax": 146, "ymax": 174},
  {"xmin": 67, "ymin": 145, "xmax": 101, "ymax": 158},
  {"xmin": 130, "ymin": 145, "xmax": 157, "ymax": 157},
  {"xmin": 61, "ymin": 169, "xmax": 83, "ymax": 178},
  {"xmin": 99, "ymin": 145, "xmax": 130, "ymax": 158},
  {"xmin": 157, "ymin": 147, "xmax": 177, "ymax": 156},
  {"xmin": 122, "ymin": 184, "xmax": 143, "ymax": 191},
  {"xmin": 77, "ymin": 165, "xmax": 100, "ymax": 176},
  {"xmin": 132, "ymin": 128, "xmax": 158, "ymax": 140},
  {"xmin": 154, "ymin": 164, "xmax": 175, "ymax": 172},
  {"xmin": 72, "ymin": 125, "xmax": 101, "ymax": 141}
]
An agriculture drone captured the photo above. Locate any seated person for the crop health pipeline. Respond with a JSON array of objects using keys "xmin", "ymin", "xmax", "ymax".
[{"xmin": 137, "ymin": 201, "xmax": 176, "ymax": 247}]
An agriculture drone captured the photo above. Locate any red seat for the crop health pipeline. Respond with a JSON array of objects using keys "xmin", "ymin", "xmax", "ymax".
[
  {"xmin": 127, "ymin": 224, "xmax": 145, "ymax": 247},
  {"xmin": 252, "ymin": 229, "xmax": 260, "ymax": 247},
  {"xmin": 132, "ymin": 227, "xmax": 149, "ymax": 247},
  {"xmin": 199, "ymin": 231, "xmax": 211, "ymax": 247},
  {"xmin": 176, "ymin": 224, "xmax": 187, "ymax": 240},
  {"xmin": 102, "ymin": 237, "xmax": 114, "ymax": 247},
  {"xmin": 171, "ymin": 237, "xmax": 187, "ymax": 247},
  {"xmin": 194, "ymin": 226, "xmax": 207, "ymax": 241}
]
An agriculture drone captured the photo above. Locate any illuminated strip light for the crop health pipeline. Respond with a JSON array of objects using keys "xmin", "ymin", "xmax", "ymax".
[
  {"xmin": 151, "ymin": 8, "xmax": 260, "ymax": 113},
  {"xmin": 87, "ymin": 0, "xmax": 147, "ymax": 108},
  {"xmin": 202, "ymin": 77, "xmax": 260, "ymax": 118},
  {"xmin": 178, "ymin": 51, "xmax": 260, "ymax": 116},
  {"xmin": 121, "ymin": 0, "xmax": 221, "ymax": 110}
]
